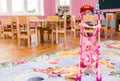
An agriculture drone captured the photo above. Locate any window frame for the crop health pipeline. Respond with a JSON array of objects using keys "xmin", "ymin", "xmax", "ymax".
[{"xmin": 0, "ymin": 0, "xmax": 44, "ymax": 16}]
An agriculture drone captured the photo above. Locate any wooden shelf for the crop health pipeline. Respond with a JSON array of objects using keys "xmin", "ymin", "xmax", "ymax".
[{"xmin": 57, "ymin": 6, "xmax": 70, "ymax": 15}]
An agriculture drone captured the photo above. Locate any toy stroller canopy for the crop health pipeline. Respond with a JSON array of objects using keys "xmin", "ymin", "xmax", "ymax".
[{"xmin": 80, "ymin": 5, "xmax": 94, "ymax": 13}]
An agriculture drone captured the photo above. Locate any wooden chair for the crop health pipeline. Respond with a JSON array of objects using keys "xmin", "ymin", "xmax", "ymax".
[
  {"xmin": 36, "ymin": 16, "xmax": 52, "ymax": 44},
  {"xmin": 28, "ymin": 16, "xmax": 38, "ymax": 35},
  {"xmin": 101, "ymin": 13, "xmax": 115, "ymax": 39},
  {"xmin": 71, "ymin": 15, "xmax": 80, "ymax": 38},
  {"xmin": 1, "ymin": 17, "xmax": 13, "ymax": 40},
  {"xmin": 17, "ymin": 16, "xmax": 36, "ymax": 48},
  {"xmin": 50, "ymin": 16, "xmax": 67, "ymax": 46},
  {"xmin": 46, "ymin": 16, "xmax": 59, "ymax": 43},
  {"xmin": 12, "ymin": 16, "xmax": 18, "ymax": 44}
]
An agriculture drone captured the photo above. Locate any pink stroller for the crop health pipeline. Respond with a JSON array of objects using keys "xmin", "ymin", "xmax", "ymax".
[{"xmin": 76, "ymin": 5, "xmax": 102, "ymax": 81}]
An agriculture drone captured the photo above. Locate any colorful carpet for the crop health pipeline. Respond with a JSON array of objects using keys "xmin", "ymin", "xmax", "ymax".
[
  {"xmin": 105, "ymin": 40, "xmax": 120, "ymax": 49},
  {"xmin": 0, "ymin": 40, "xmax": 120, "ymax": 81}
]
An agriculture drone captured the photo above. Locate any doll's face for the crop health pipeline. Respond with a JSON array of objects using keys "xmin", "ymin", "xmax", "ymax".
[{"xmin": 85, "ymin": 44, "xmax": 93, "ymax": 51}]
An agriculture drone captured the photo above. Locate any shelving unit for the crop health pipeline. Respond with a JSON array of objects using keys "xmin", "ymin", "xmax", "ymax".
[
  {"xmin": 57, "ymin": 5, "xmax": 70, "ymax": 15},
  {"xmin": 56, "ymin": 0, "xmax": 71, "ymax": 16}
]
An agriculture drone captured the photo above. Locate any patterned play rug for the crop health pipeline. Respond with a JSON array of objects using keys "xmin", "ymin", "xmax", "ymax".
[
  {"xmin": 105, "ymin": 40, "xmax": 120, "ymax": 49},
  {"xmin": 0, "ymin": 40, "xmax": 120, "ymax": 81}
]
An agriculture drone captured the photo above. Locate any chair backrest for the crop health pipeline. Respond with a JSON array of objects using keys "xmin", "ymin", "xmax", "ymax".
[
  {"xmin": 106, "ymin": 13, "xmax": 114, "ymax": 22},
  {"xmin": 63, "ymin": 16, "xmax": 67, "ymax": 31},
  {"xmin": 2, "ymin": 17, "xmax": 12, "ymax": 27},
  {"xmin": 28, "ymin": 16, "xmax": 38, "ymax": 28},
  {"xmin": 71, "ymin": 15, "xmax": 80, "ymax": 27},
  {"xmin": 71, "ymin": 15, "xmax": 76, "ymax": 27},
  {"xmin": 12, "ymin": 16, "xmax": 17, "ymax": 22},
  {"xmin": 1, "ymin": 17, "xmax": 13, "ymax": 32},
  {"xmin": 80, "ymin": 14, "xmax": 99, "ymax": 36},
  {"xmin": 45, "ymin": 16, "xmax": 60, "ymax": 28},
  {"xmin": 46, "ymin": 16, "xmax": 59, "ymax": 21},
  {"xmin": 106, "ymin": 13, "xmax": 115, "ymax": 28},
  {"xmin": 56, "ymin": 16, "xmax": 66, "ymax": 31},
  {"xmin": 46, "ymin": 15, "xmax": 66, "ymax": 31},
  {"xmin": 17, "ymin": 16, "xmax": 28, "ymax": 25},
  {"xmin": 82, "ymin": 15, "xmax": 97, "ymax": 25},
  {"xmin": 11, "ymin": 16, "xmax": 17, "ymax": 30},
  {"xmin": 16, "ymin": 16, "xmax": 30, "ymax": 35},
  {"xmin": 29, "ymin": 16, "xmax": 39, "ymax": 21}
]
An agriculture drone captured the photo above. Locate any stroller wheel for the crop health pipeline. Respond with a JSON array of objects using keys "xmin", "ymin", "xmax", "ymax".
[
  {"xmin": 96, "ymin": 79, "xmax": 101, "ymax": 81},
  {"xmin": 76, "ymin": 74, "xmax": 81, "ymax": 81},
  {"xmin": 96, "ymin": 75, "xmax": 102, "ymax": 81}
]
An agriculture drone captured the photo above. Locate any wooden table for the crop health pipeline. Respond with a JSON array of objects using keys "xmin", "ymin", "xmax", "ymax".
[{"xmin": 30, "ymin": 19, "xmax": 63, "ymax": 46}]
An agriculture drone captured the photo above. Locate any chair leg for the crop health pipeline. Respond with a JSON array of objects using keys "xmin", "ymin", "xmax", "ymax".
[
  {"xmin": 48, "ymin": 33, "xmax": 50, "ymax": 40},
  {"xmin": 0, "ymin": 31, "xmax": 2, "ymax": 39},
  {"xmin": 64, "ymin": 32, "xmax": 66, "ymax": 46},
  {"xmin": 37, "ymin": 29, "xmax": 40, "ymax": 46},
  {"xmin": 47, "ymin": 30, "xmax": 50, "ymax": 40},
  {"xmin": 105, "ymin": 30, "xmax": 107, "ymax": 39},
  {"xmin": 3, "ymin": 34, "xmax": 5, "ymax": 39},
  {"xmin": 51, "ymin": 31, "xmax": 54, "ymax": 44},
  {"xmin": 28, "ymin": 37, "xmax": 30, "ymax": 48},
  {"xmin": 74, "ymin": 30, "xmax": 76, "ymax": 38},
  {"xmin": 71, "ymin": 30, "xmax": 72, "ymax": 37},
  {"xmin": 12, "ymin": 33, "xmax": 14, "ymax": 44},
  {"xmin": 16, "ymin": 34, "xmax": 18, "ymax": 44},
  {"xmin": 18, "ymin": 38, "xmax": 20, "ymax": 48},
  {"xmin": 110, "ymin": 30, "xmax": 113, "ymax": 38},
  {"xmin": 77, "ymin": 30, "xmax": 79, "ymax": 36},
  {"xmin": 71, "ymin": 30, "xmax": 76, "ymax": 38}
]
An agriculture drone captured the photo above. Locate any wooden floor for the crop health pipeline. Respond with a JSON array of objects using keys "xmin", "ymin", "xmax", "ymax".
[{"xmin": 0, "ymin": 32, "xmax": 120, "ymax": 63}]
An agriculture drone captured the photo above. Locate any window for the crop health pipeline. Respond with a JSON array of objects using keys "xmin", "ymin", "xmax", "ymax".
[
  {"xmin": 0, "ymin": 0, "xmax": 44, "ymax": 15},
  {"xmin": 12, "ymin": 0, "xmax": 24, "ymax": 14},
  {"xmin": 39, "ymin": 0, "xmax": 44, "ymax": 15},
  {"xmin": 0, "ymin": 0, "xmax": 7, "ymax": 13},
  {"xmin": 27, "ymin": 0, "xmax": 44, "ymax": 15},
  {"xmin": 27, "ymin": 0, "xmax": 38, "ymax": 14}
]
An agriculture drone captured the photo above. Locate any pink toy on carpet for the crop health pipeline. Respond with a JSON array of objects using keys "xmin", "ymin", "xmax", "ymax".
[{"xmin": 76, "ymin": 5, "xmax": 102, "ymax": 81}]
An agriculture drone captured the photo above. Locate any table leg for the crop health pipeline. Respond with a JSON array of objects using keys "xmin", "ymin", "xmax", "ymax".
[
  {"xmin": 40, "ymin": 27, "xmax": 44, "ymax": 43},
  {"xmin": 36, "ymin": 27, "xmax": 38, "ymax": 46},
  {"xmin": 56, "ymin": 23, "xmax": 58, "ymax": 44},
  {"xmin": 37, "ymin": 27, "xmax": 41, "ymax": 46}
]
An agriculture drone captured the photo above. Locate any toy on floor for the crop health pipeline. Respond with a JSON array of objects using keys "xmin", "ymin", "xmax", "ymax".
[{"xmin": 76, "ymin": 5, "xmax": 102, "ymax": 81}]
